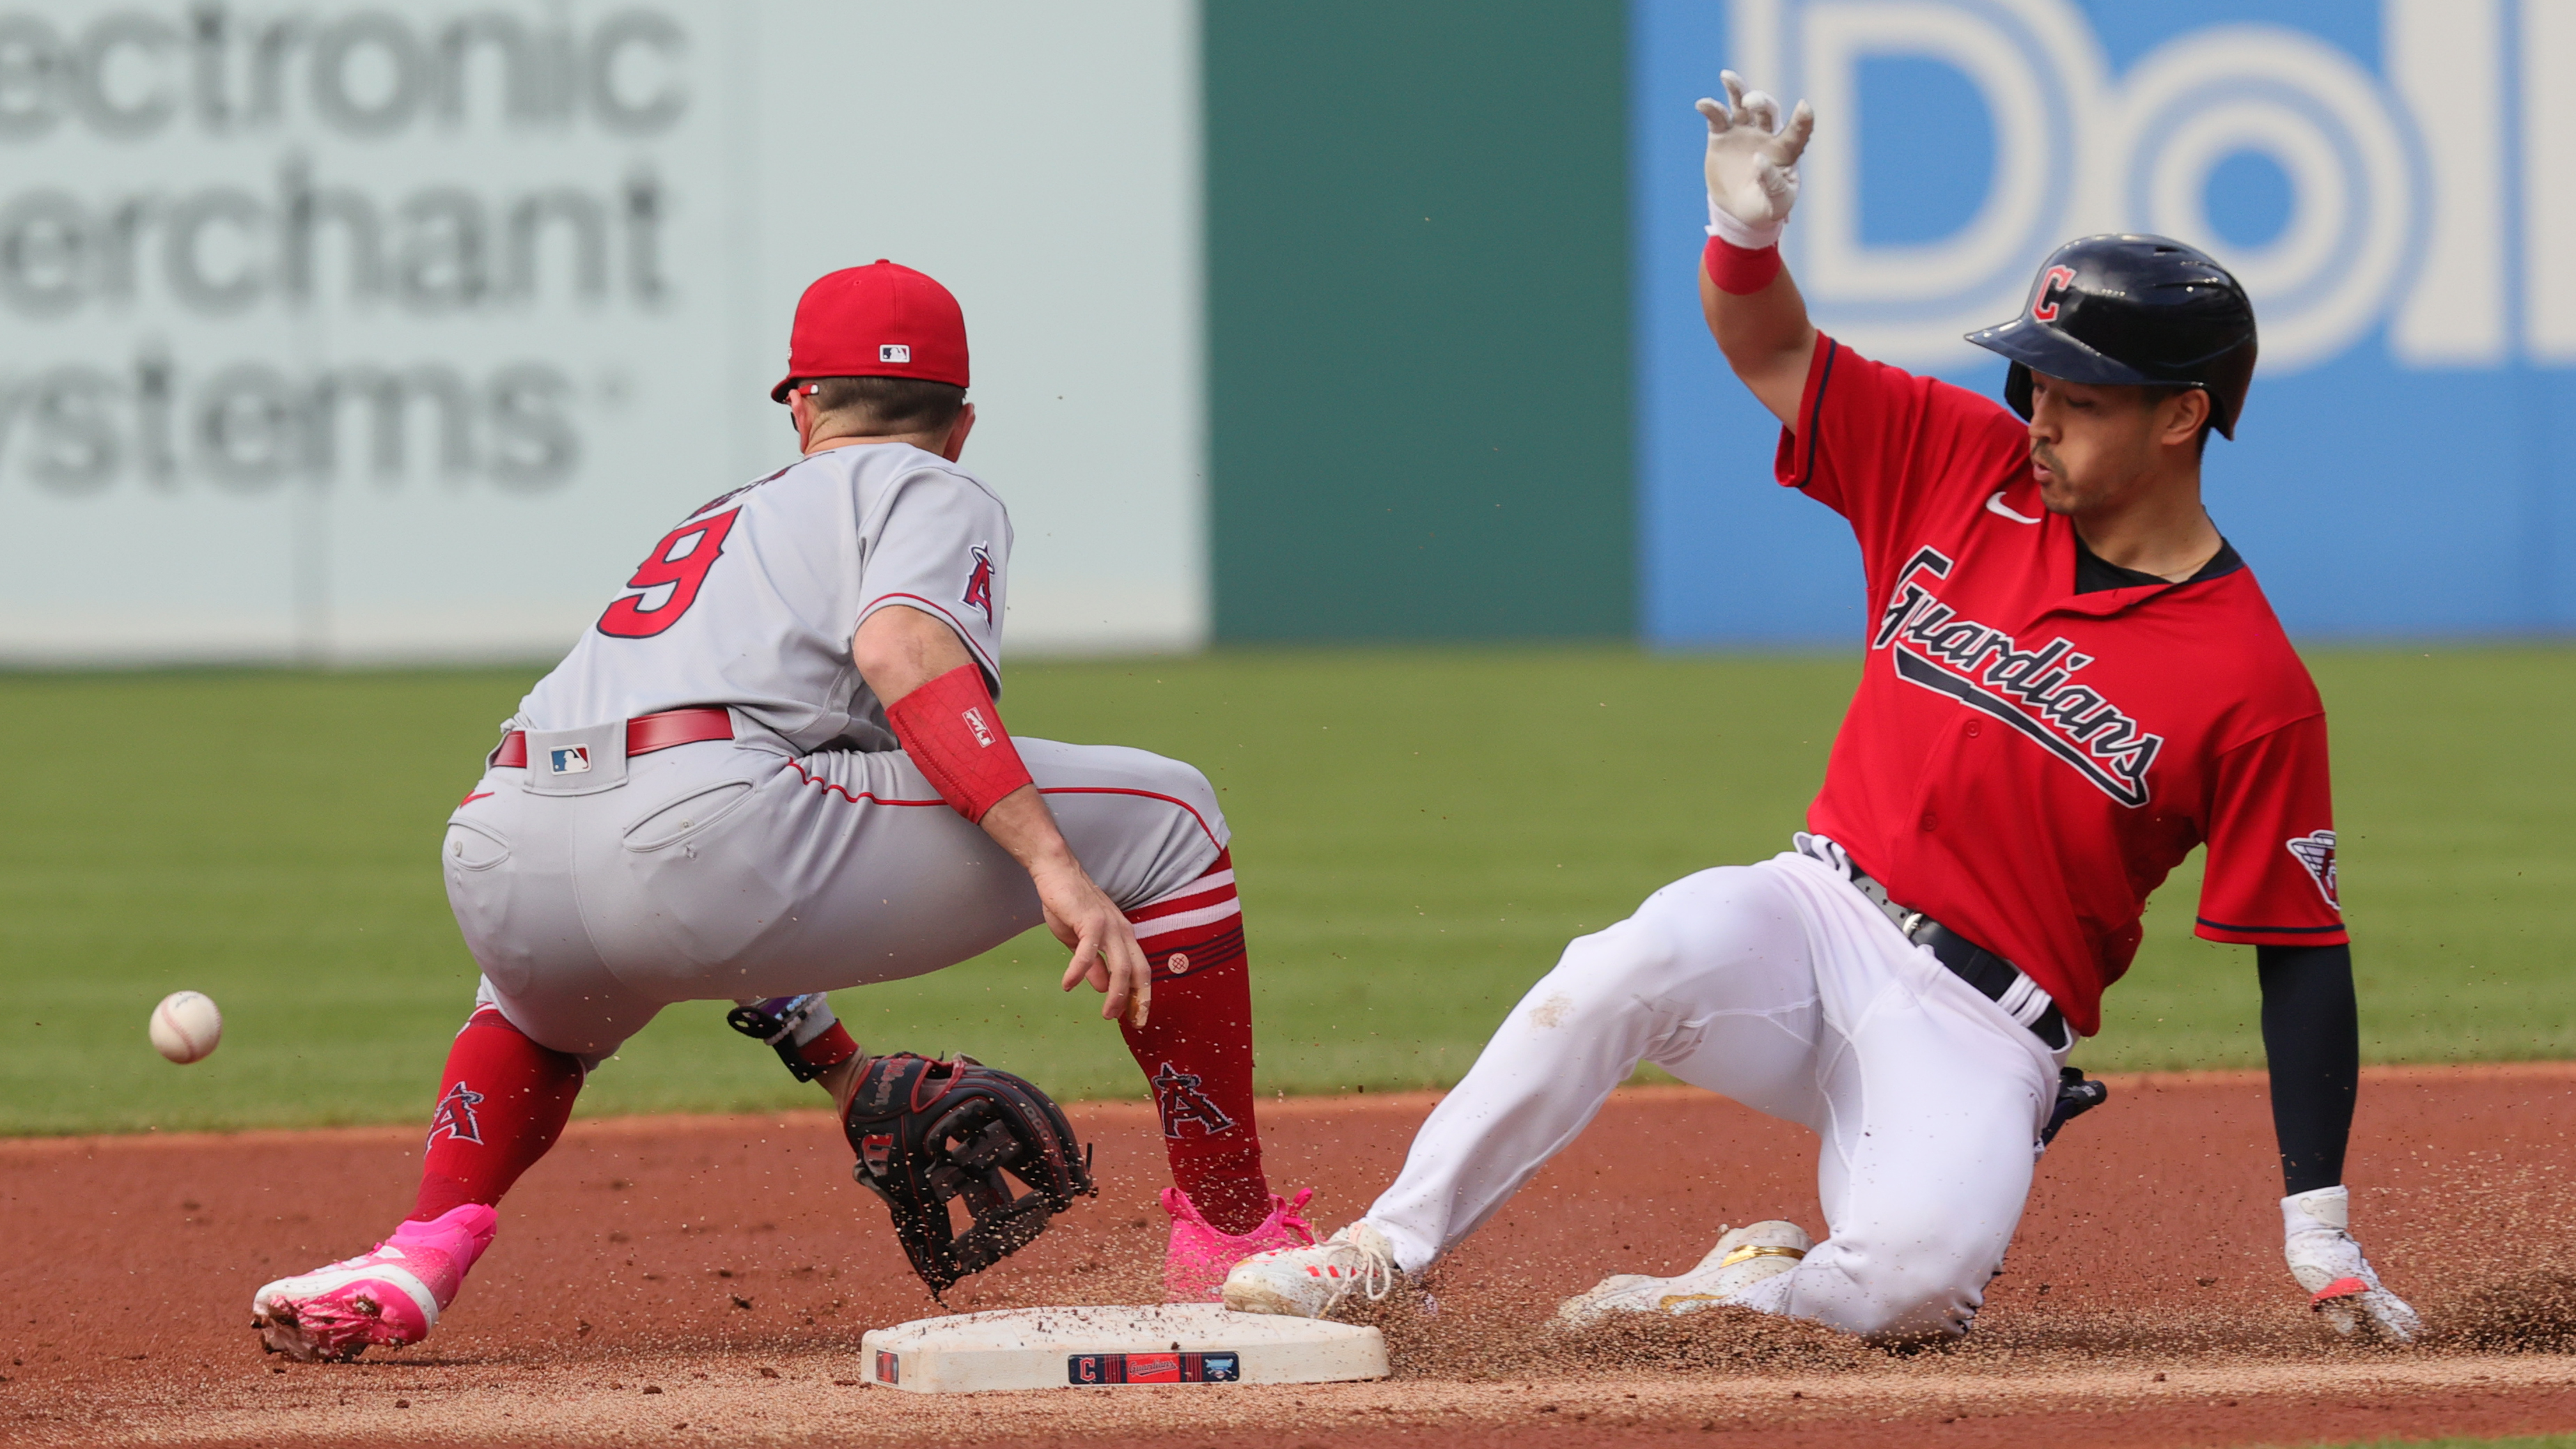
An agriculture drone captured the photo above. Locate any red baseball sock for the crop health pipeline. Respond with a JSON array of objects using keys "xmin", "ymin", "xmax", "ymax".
[
  {"xmin": 411, "ymin": 1008, "xmax": 585, "ymax": 1221},
  {"xmin": 1122, "ymin": 850, "xmax": 1271, "ymax": 1234}
]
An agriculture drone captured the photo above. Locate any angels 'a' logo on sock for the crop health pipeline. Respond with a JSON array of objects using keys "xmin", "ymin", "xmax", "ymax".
[
  {"xmin": 2286, "ymin": 830, "xmax": 2339, "ymax": 909},
  {"xmin": 1150, "ymin": 1062, "xmax": 1235, "ymax": 1140},
  {"xmin": 427, "ymin": 1082, "xmax": 487, "ymax": 1146}
]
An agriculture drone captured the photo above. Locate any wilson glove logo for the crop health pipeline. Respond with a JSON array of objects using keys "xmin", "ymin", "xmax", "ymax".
[{"xmin": 1873, "ymin": 547, "xmax": 2164, "ymax": 807}]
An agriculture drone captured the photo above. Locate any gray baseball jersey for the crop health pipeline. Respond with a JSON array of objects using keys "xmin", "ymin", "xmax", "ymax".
[
  {"xmin": 448, "ymin": 439, "xmax": 1232, "ymax": 1060},
  {"xmin": 517, "ymin": 442, "xmax": 1011, "ymax": 751}
]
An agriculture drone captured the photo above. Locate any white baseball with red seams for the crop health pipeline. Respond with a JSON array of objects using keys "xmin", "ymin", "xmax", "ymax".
[{"xmin": 148, "ymin": 991, "xmax": 221, "ymax": 1064}]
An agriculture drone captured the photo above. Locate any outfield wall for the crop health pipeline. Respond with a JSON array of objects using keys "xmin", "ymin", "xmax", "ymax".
[
  {"xmin": 1633, "ymin": 0, "xmax": 2576, "ymax": 645},
  {"xmin": 1204, "ymin": 1, "xmax": 1634, "ymax": 642},
  {"xmin": 1222, "ymin": 0, "xmax": 2576, "ymax": 646},
  {"xmin": 0, "ymin": 1, "xmax": 1203, "ymax": 662},
  {"xmin": 8, "ymin": 2, "xmax": 2575, "ymax": 663}
]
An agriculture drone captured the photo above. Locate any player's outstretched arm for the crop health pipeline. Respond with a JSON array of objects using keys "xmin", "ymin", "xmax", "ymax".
[
  {"xmin": 1695, "ymin": 71, "xmax": 1818, "ymax": 428},
  {"xmin": 2259, "ymin": 943, "xmax": 2416, "ymax": 1341},
  {"xmin": 854, "ymin": 604, "xmax": 1152, "ymax": 1027}
]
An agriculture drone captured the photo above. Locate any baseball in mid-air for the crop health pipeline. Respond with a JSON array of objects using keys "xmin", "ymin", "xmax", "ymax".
[{"xmin": 149, "ymin": 991, "xmax": 223, "ymax": 1064}]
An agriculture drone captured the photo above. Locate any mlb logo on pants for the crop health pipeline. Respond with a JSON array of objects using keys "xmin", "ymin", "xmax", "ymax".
[{"xmin": 549, "ymin": 746, "xmax": 592, "ymax": 775}]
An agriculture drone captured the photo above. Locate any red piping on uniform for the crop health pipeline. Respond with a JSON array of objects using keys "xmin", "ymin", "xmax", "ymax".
[
  {"xmin": 775, "ymin": 764, "xmax": 1225, "ymax": 849},
  {"xmin": 781, "ymin": 759, "xmax": 946, "ymax": 808},
  {"xmin": 1038, "ymin": 785, "xmax": 1225, "ymax": 851},
  {"xmin": 458, "ymin": 791, "xmax": 494, "ymax": 807}
]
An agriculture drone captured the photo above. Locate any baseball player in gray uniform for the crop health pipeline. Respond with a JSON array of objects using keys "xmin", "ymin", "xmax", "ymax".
[{"xmin": 251, "ymin": 261, "xmax": 1311, "ymax": 1363}]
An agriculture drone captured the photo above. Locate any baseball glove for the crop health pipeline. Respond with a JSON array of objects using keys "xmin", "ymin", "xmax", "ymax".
[{"xmin": 841, "ymin": 1053, "xmax": 1097, "ymax": 1297}]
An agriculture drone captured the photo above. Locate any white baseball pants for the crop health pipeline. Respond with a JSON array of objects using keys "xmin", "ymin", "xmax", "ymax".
[
  {"xmin": 441, "ymin": 734, "xmax": 1228, "ymax": 1061},
  {"xmin": 1363, "ymin": 850, "xmax": 2068, "ymax": 1340}
]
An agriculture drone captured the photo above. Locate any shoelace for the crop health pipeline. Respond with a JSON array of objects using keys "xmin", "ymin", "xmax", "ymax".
[
  {"xmin": 1277, "ymin": 1186, "xmax": 1318, "ymax": 1247},
  {"xmin": 1317, "ymin": 1232, "xmax": 1398, "ymax": 1312}
]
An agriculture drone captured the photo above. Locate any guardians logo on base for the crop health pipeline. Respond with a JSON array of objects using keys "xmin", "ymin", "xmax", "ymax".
[
  {"xmin": 1873, "ymin": 548, "xmax": 2162, "ymax": 806},
  {"xmin": 1068, "ymin": 1351, "xmax": 1240, "ymax": 1385}
]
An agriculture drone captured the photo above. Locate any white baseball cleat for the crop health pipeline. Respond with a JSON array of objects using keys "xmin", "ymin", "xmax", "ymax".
[
  {"xmin": 1220, "ymin": 1220, "xmax": 1399, "ymax": 1319},
  {"xmin": 1553, "ymin": 1219, "xmax": 1813, "ymax": 1328}
]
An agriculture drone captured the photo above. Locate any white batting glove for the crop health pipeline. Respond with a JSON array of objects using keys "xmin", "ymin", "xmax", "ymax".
[
  {"xmin": 2283, "ymin": 1186, "xmax": 2421, "ymax": 1343},
  {"xmin": 1694, "ymin": 70, "xmax": 1815, "ymax": 250}
]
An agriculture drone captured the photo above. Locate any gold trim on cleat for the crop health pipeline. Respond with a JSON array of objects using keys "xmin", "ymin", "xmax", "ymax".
[
  {"xmin": 1717, "ymin": 1243, "xmax": 1807, "ymax": 1269},
  {"xmin": 1655, "ymin": 1293, "xmax": 1728, "ymax": 1312}
]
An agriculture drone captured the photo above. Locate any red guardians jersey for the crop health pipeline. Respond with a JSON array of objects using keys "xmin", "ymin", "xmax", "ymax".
[{"xmin": 1775, "ymin": 335, "xmax": 2345, "ymax": 1037}]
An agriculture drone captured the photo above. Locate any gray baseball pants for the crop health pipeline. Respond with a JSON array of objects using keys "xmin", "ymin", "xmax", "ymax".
[{"xmin": 441, "ymin": 731, "xmax": 1230, "ymax": 1062}]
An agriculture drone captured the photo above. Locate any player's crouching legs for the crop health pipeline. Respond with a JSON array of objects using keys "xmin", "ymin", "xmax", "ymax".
[
  {"xmin": 1013, "ymin": 738, "xmax": 1230, "ymax": 901},
  {"xmin": 1013, "ymin": 739, "xmax": 1313, "ymax": 1296}
]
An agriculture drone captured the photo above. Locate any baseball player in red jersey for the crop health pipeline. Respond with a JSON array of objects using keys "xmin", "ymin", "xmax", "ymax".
[
  {"xmin": 1224, "ymin": 75, "xmax": 2416, "ymax": 1343},
  {"xmin": 249, "ymin": 262, "xmax": 1313, "ymax": 1361}
]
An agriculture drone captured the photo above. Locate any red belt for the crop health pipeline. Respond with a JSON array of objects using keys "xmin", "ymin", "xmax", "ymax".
[{"xmin": 491, "ymin": 707, "xmax": 735, "ymax": 768}]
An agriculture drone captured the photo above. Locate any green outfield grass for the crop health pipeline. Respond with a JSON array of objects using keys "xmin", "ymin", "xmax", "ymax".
[{"xmin": 1, "ymin": 646, "xmax": 2569, "ymax": 1135}]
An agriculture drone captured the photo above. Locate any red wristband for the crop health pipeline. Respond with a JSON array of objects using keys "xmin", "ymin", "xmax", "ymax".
[
  {"xmin": 884, "ymin": 664, "xmax": 1034, "ymax": 823},
  {"xmin": 1704, "ymin": 233, "xmax": 1782, "ymax": 296}
]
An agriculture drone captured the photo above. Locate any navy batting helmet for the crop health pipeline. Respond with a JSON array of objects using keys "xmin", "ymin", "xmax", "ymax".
[{"xmin": 1965, "ymin": 235, "xmax": 2258, "ymax": 439}]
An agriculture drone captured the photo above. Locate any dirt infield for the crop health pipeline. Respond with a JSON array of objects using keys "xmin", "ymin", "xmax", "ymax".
[{"xmin": 7, "ymin": 1065, "xmax": 2576, "ymax": 1448}]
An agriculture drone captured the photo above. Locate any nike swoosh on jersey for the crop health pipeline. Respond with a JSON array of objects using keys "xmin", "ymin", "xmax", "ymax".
[{"xmin": 1985, "ymin": 490, "xmax": 2043, "ymax": 525}]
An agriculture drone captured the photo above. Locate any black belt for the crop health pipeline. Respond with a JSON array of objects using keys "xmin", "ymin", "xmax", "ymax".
[{"xmin": 1845, "ymin": 865, "xmax": 2072, "ymax": 1051}]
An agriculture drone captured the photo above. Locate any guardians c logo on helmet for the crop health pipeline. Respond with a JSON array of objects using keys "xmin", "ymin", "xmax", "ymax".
[{"xmin": 2031, "ymin": 265, "xmax": 2077, "ymax": 323}]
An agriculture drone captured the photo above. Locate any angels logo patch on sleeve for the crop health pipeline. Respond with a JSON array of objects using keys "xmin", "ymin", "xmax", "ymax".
[
  {"xmin": 2285, "ymin": 830, "xmax": 2338, "ymax": 909},
  {"xmin": 962, "ymin": 543, "xmax": 995, "ymax": 620}
]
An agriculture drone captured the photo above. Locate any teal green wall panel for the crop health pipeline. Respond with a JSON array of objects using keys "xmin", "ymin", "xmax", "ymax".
[{"xmin": 1206, "ymin": 1, "xmax": 1634, "ymax": 640}]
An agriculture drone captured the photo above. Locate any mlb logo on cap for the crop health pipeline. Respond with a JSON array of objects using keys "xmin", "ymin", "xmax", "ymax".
[
  {"xmin": 549, "ymin": 746, "xmax": 591, "ymax": 775},
  {"xmin": 771, "ymin": 260, "xmax": 969, "ymax": 401}
]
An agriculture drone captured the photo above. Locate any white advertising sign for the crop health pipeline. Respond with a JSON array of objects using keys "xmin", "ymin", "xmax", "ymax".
[{"xmin": 0, "ymin": 1, "xmax": 1204, "ymax": 661}]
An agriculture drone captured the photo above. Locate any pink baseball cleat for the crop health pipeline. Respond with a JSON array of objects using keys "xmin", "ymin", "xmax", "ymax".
[
  {"xmin": 251, "ymin": 1204, "xmax": 498, "ymax": 1362},
  {"xmin": 1160, "ymin": 1186, "xmax": 1316, "ymax": 1303}
]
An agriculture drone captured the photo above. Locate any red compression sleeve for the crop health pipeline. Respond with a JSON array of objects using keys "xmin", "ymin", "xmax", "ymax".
[
  {"xmin": 884, "ymin": 664, "xmax": 1034, "ymax": 823},
  {"xmin": 414, "ymin": 1009, "xmax": 584, "ymax": 1221},
  {"xmin": 1704, "ymin": 233, "xmax": 1783, "ymax": 295}
]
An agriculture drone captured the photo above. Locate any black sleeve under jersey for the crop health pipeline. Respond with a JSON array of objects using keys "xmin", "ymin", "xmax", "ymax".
[{"xmin": 2258, "ymin": 943, "xmax": 2359, "ymax": 1195}]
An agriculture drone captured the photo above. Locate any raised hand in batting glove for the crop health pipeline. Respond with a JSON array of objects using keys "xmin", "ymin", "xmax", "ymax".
[
  {"xmin": 1694, "ymin": 70, "xmax": 1815, "ymax": 249},
  {"xmin": 2283, "ymin": 1186, "xmax": 2421, "ymax": 1343}
]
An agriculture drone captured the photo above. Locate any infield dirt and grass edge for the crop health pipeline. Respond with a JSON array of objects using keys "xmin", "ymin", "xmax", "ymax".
[{"xmin": 2, "ymin": 646, "xmax": 2569, "ymax": 1135}]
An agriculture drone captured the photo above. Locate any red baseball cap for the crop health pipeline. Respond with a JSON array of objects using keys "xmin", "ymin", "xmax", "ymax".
[{"xmin": 770, "ymin": 260, "xmax": 969, "ymax": 401}]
